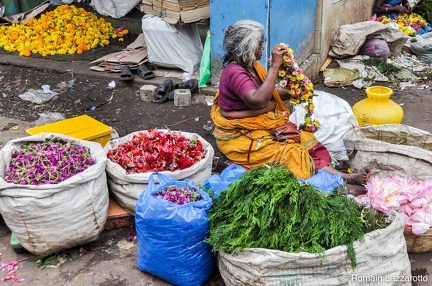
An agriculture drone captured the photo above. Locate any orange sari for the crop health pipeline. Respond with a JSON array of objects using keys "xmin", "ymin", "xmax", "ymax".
[{"xmin": 210, "ymin": 62, "xmax": 317, "ymax": 179}]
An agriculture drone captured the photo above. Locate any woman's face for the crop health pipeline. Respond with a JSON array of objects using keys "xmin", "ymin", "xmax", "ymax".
[{"xmin": 255, "ymin": 37, "xmax": 265, "ymax": 61}]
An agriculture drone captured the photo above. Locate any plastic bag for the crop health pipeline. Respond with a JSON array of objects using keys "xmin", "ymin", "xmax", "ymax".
[
  {"xmin": 204, "ymin": 164, "xmax": 246, "ymax": 197},
  {"xmin": 299, "ymin": 169, "xmax": 347, "ymax": 194},
  {"xmin": 290, "ymin": 90, "xmax": 358, "ymax": 161},
  {"xmin": 31, "ymin": 112, "xmax": 65, "ymax": 127},
  {"xmin": 135, "ymin": 172, "xmax": 214, "ymax": 286},
  {"xmin": 410, "ymin": 32, "xmax": 432, "ymax": 64},
  {"xmin": 199, "ymin": 30, "xmax": 211, "ymax": 88},
  {"xmin": 358, "ymin": 38, "xmax": 391, "ymax": 60},
  {"xmin": 18, "ymin": 88, "xmax": 58, "ymax": 104}
]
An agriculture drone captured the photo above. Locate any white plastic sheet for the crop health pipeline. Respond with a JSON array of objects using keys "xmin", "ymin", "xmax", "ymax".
[
  {"xmin": 290, "ymin": 90, "xmax": 358, "ymax": 161},
  {"xmin": 141, "ymin": 14, "xmax": 203, "ymax": 75},
  {"xmin": 90, "ymin": 0, "xmax": 141, "ymax": 19},
  {"xmin": 410, "ymin": 32, "xmax": 432, "ymax": 64}
]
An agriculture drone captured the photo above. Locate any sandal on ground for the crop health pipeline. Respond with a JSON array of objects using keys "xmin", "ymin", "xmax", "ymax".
[
  {"xmin": 120, "ymin": 65, "xmax": 133, "ymax": 81},
  {"xmin": 167, "ymin": 90, "xmax": 175, "ymax": 101},
  {"xmin": 174, "ymin": 78, "xmax": 198, "ymax": 93},
  {"xmin": 153, "ymin": 79, "xmax": 174, "ymax": 103},
  {"xmin": 137, "ymin": 63, "xmax": 155, "ymax": 80}
]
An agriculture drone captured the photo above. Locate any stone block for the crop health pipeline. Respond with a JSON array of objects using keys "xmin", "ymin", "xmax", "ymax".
[
  {"xmin": 174, "ymin": 89, "xmax": 191, "ymax": 107},
  {"xmin": 140, "ymin": 85, "xmax": 157, "ymax": 102}
]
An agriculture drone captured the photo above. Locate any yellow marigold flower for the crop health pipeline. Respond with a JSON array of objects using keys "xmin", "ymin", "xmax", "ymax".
[
  {"xmin": 0, "ymin": 4, "xmax": 116, "ymax": 57},
  {"xmin": 20, "ymin": 50, "xmax": 31, "ymax": 57},
  {"xmin": 278, "ymin": 70, "xmax": 286, "ymax": 77}
]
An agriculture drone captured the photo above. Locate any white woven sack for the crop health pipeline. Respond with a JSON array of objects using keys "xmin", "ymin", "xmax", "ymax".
[
  {"xmin": 90, "ymin": 0, "xmax": 141, "ymax": 19},
  {"xmin": 104, "ymin": 130, "xmax": 214, "ymax": 215},
  {"xmin": 218, "ymin": 213, "xmax": 411, "ymax": 286},
  {"xmin": 0, "ymin": 133, "xmax": 109, "ymax": 257},
  {"xmin": 344, "ymin": 124, "xmax": 432, "ymax": 179}
]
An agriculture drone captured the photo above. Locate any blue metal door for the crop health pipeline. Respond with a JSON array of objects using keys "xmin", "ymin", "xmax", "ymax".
[
  {"xmin": 210, "ymin": 0, "xmax": 317, "ymax": 82},
  {"xmin": 268, "ymin": 0, "xmax": 316, "ymax": 64}
]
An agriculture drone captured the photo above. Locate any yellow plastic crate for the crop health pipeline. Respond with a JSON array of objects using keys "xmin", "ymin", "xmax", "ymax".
[{"xmin": 26, "ymin": 115, "xmax": 113, "ymax": 147}]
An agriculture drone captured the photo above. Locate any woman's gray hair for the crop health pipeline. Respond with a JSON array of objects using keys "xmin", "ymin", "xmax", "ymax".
[{"xmin": 222, "ymin": 20, "xmax": 264, "ymax": 68}]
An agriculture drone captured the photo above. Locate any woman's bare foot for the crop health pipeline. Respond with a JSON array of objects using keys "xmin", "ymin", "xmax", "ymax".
[
  {"xmin": 346, "ymin": 168, "xmax": 371, "ymax": 185},
  {"xmin": 347, "ymin": 183, "xmax": 367, "ymax": 197}
]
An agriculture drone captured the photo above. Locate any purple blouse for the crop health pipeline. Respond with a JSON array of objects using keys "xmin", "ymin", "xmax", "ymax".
[{"xmin": 218, "ymin": 62, "xmax": 259, "ymax": 111}]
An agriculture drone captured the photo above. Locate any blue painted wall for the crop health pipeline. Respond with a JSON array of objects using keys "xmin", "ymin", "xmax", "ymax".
[{"xmin": 210, "ymin": 0, "xmax": 316, "ymax": 84}]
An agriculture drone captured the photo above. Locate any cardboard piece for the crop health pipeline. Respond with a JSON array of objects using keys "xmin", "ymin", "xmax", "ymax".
[
  {"xmin": 90, "ymin": 34, "xmax": 148, "ymax": 72},
  {"xmin": 90, "ymin": 47, "xmax": 148, "ymax": 65},
  {"xmin": 139, "ymin": 0, "xmax": 209, "ymax": 24},
  {"xmin": 91, "ymin": 34, "xmax": 147, "ymax": 64},
  {"xmin": 90, "ymin": 60, "xmax": 147, "ymax": 73},
  {"xmin": 127, "ymin": 33, "xmax": 146, "ymax": 50},
  {"xmin": 0, "ymin": 1, "xmax": 49, "ymax": 24}
]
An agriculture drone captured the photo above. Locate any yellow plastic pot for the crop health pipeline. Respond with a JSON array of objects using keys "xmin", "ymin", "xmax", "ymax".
[{"xmin": 352, "ymin": 86, "xmax": 404, "ymax": 126}]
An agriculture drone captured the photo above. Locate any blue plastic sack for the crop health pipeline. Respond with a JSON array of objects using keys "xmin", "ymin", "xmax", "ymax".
[
  {"xmin": 135, "ymin": 172, "xmax": 214, "ymax": 286},
  {"xmin": 300, "ymin": 169, "xmax": 347, "ymax": 194},
  {"xmin": 203, "ymin": 164, "xmax": 247, "ymax": 197}
]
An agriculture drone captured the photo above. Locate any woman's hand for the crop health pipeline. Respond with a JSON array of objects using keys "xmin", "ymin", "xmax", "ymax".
[
  {"xmin": 270, "ymin": 44, "xmax": 287, "ymax": 69},
  {"xmin": 402, "ymin": 0, "xmax": 413, "ymax": 12},
  {"xmin": 395, "ymin": 5, "xmax": 411, "ymax": 13},
  {"xmin": 242, "ymin": 43, "xmax": 289, "ymax": 111}
]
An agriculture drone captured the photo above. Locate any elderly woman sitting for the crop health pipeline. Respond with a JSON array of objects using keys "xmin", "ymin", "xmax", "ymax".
[{"xmin": 210, "ymin": 20, "xmax": 370, "ymax": 192}]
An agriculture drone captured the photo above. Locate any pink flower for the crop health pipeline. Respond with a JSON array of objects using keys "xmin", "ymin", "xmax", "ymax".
[
  {"xmin": 412, "ymin": 222, "xmax": 430, "ymax": 236},
  {"xmin": 366, "ymin": 176, "xmax": 432, "ymax": 235},
  {"xmin": 407, "ymin": 209, "xmax": 432, "ymax": 235},
  {"xmin": 366, "ymin": 176, "xmax": 407, "ymax": 213}
]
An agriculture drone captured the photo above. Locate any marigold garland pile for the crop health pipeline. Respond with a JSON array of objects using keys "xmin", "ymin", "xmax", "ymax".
[
  {"xmin": 377, "ymin": 13, "xmax": 431, "ymax": 37},
  {"xmin": 0, "ymin": 4, "xmax": 128, "ymax": 57},
  {"xmin": 274, "ymin": 43, "xmax": 320, "ymax": 132}
]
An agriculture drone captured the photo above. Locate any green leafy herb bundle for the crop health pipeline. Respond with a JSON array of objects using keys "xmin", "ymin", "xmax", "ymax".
[{"xmin": 206, "ymin": 165, "xmax": 386, "ymax": 268}]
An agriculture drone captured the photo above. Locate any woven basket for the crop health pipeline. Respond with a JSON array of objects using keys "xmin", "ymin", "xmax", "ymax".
[{"xmin": 404, "ymin": 227, "xmax": 432, "ymax": 253}]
